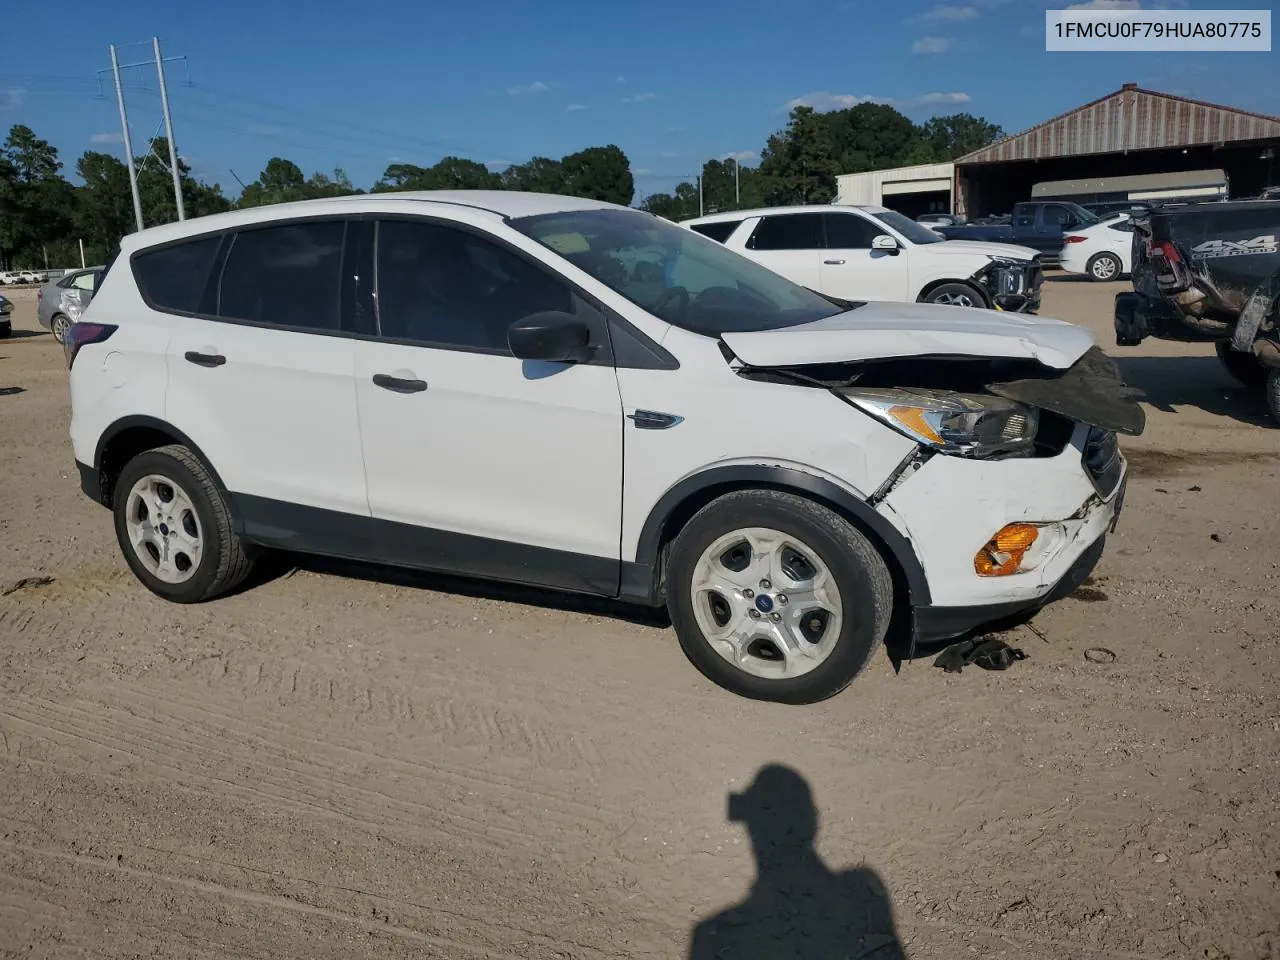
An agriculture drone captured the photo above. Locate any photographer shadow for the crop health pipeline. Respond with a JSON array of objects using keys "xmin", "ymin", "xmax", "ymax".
[{"xmin": 689, "ymin": 765, "xmax": 906, "ymax": 960}]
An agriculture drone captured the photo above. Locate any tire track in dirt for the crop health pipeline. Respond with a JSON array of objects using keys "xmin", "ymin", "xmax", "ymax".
[{"xmin": 0, "ymin": 841, "xmax": 623, "ymax": 960}]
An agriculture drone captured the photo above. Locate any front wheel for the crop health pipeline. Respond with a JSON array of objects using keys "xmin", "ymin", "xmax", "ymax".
[
  {"xmin": 922, "ymin": 283, "xmax": 984, "ymax": 308},
  {"xmin": 112, "ymin": 444, "xmax": 255, "ymax": 603},
  {"xmin": 1087, "ymin": 252, "xmax": 1122, "ymax": 282},
  {"xmin": 665, "ymin": 490, "xmax": 893, "ymax": 704},
  {"xmin": 1216, "ymin": 342, "xmax": 1269, "ymax": 388}
]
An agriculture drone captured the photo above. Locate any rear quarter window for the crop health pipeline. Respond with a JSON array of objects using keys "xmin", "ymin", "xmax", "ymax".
[{"xmin": 132, "ymin": 236, "xmax": 222, "ymax": 314}]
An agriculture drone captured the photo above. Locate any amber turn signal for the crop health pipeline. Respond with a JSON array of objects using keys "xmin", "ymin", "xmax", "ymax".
[{"xmin": 974, "ymin": 523, "xmax": 1040, "ymax": 577}]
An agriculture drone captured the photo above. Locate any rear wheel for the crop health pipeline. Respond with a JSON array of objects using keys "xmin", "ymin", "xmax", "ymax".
[
  {"xmin": 50, "ymin": 313, "xmax": 71, "ymax": 344},
  {"xmin": 1086, "ymin": 252, "xmax": 1122, "ymax": 282},
  {"xmin": 665, "ymin": 490, "xmax": 893, "ymax": 704},
  {"xmin": 112, "ymin": 444, "xmax": 254, "ymax": 603},
  {"xmin": 1215, "ymin": 342, "xmax": 1269, "ymax": 388},
  {"xmin": 922, "ymin": 282, "xmax": 984, "ymax": 308}
]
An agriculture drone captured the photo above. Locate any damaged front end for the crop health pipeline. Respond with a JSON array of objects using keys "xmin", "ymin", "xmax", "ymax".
[{"xmin": 972, "ymin": 257, "xmax": 1044, "ymax": 314}]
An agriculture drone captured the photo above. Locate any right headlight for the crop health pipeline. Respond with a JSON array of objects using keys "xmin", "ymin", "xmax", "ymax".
[{"xmin": 838, "ymin": 387, "xmax": 1039, "ymax": 459}]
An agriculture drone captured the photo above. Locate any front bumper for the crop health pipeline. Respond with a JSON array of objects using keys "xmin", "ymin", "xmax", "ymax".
[
  {"xmin": 981, "ymin": 260, "xmax": 1043, "ymax": 314},
  {"xmin": 879, "ymin": 423, "xmax": 1126, "ymax": 643}
]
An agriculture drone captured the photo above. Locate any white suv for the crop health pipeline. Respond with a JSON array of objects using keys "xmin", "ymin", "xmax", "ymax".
[
  {"xmin": 683, "ymin": 205, "xmax": 1043, "ymax": 312},
  {"xmin": 68, "ymin": 191, "xmax": 1141, "ymax": 703}
]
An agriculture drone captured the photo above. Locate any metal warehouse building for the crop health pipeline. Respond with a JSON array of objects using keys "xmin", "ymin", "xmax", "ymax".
[{"xmin": 837, "ymin": 84, "xmax": 1280, "ymax": 218}]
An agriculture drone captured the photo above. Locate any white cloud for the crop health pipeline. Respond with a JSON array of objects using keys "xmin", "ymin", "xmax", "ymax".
[
  {"xmin": 915, "ymin": 91, "xmax": 972, "ymax": 105},
  {"xmin": 0, "ymin": 87, "xmax": 25, "ymax": 112},
  {"xmin": 621, "ymin": 92, "xmax": 658, "ymax": 104},
  {"xmin": 506, "ymin": 81, "xmax": 549, "ymax": 96},
  {"xmin": 633, "ymin": 168, "xmax": 652, "ymax": 176},
  {"xmin": 912, "ymin": 35, "xmax": 952, "ymax": 53},
  {"xmin": 89, "ymin": 131, "xmax": 124, "ymax": 145},
  {"xmin": 616, "ymin": 75, "xmax": 626, "ymax": 83},
  {"xmin": 720, "ymin": 150, "xmax": 759, "ymax": 163},
  {"xmin": 785, "ymin": 90, "xmax": 970, "ymax": 112},
  {"xmin": 566, "ymin": 102, "xmax": 587, "ymax": 111},
  {"xmin": 912, "ymin": 4, "xmax": 978, "ymax": 22},
  {"xmin": 485, "ymin": 159, "xmax": 513, "ymax": 169}
]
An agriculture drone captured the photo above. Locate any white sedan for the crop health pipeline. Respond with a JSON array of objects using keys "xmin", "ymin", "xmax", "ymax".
[{"xmin": 1059, "ymin": 214, "xmax": 1134, "ymax": 282}]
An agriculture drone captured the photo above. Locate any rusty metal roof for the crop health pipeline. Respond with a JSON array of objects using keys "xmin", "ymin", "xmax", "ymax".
[{"xmin": 957, "ymin": 85, "xmax": 1280, "ymax": 165}]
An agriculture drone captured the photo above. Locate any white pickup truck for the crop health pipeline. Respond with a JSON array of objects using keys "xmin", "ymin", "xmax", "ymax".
[{"xmin": 682, "ymin": 204, "xmax": 1044, "ymax": 312}]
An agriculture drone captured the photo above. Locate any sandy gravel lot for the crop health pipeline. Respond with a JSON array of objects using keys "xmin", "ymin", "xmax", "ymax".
[{"xmin": 1, "ymin": 278, "xmax": 1278, "ymax": 959}]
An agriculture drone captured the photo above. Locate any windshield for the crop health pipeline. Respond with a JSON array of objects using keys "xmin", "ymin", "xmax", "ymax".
[
  {"xmin": 1064, "ymin": 202, "xmax": 1100, "ymax": 225},
  {"xmin": 509, "ymin": 208, "xmax": 845, "ymax": 335},
  {"xmin": 869, "ymin": 209, "xmax": 944, "ymax": 245}
]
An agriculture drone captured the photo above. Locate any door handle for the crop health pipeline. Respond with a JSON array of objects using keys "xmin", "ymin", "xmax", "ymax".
[
  {"xmin": 184, "ymin": 351, "xmax": 226, "ymax": 367},
  {"xmin": 372, "ymin": 373, "xmax": 428, "ymax": 394},
  {"xmin": 823, "ymin": 259, "xmax": 846, "ymax": 265}
]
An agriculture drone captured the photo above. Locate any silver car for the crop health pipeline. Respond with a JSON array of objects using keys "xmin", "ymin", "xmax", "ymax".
[
  {"xmin": 37, "ymin": 267, "xmax": 102, "ymax": 343},
  {"xmin": 0, "ymin": 292, "xmax": 11, "ymax": 338}
]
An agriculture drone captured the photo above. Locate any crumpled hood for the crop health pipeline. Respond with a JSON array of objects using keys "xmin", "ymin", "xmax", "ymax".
[
  {"xmin": 720, "ymin": 302, "xmax": 1096, "ymax": 370},
  {"xmin": 928, "ymin": 239, "xmax": 1040, "ymax": 260}
]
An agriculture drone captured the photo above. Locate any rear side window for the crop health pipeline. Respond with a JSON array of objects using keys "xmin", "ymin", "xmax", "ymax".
[
  {"xmin": 747, "ymin": 213, "xmax": 823, "ymax": 251},
  {"xmin": 132, "ymin": 236, "xmax": 220, "ymax": 313},
  {"xmin": 823, "ymin": 213, "xmax": 882, "ymax": 249},
  {"xmin": 689, "ymin": 220, "xmax": 742, "ymax": 244},
  {"xmin": 1107, "ymin": 220, "xmax": 1134, "ymax": 234},
  {"xmin": 219, "ymin": 220, "xmax": 346, "ymax": 331}
]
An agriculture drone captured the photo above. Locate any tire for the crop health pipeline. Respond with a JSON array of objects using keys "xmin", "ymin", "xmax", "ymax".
[
  {"xmin": 50, "ymin": 313, "xmax": 71, "ymax": 344},
  {"xmin": 1086, "ymin": 252, "xmax": 1122, "ymax": 282},
  {"xmin": 665, "ymin": 490, "xmax": 893, "ymax": 704},
  {"xmin": 1267, "ymin": 370, "xmax": 1280, "ymax": 424},
  {"xmin": 112, "ymin": 443, "xmax": 254, "ymax": 603},
  {"xmin": 1215, "ymin": 342, "xmax": 1269, "ymax": 388},
  {"xmin": 922, "ymin": 282, "xmax": 985, "ymax": 308}
]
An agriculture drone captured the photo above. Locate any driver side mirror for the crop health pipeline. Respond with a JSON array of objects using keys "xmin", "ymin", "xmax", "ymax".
[
  {"xmin": 508, "ymin": 311, "xmax": 595, "ymax": 363},
  {"xmin": 871, "ymin": 234, "xmax": 899, "ymax": 253}
]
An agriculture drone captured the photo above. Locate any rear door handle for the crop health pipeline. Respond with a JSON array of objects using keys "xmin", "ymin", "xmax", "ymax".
[
  {"xmin": 184, "ymin": 351, "xmax": 225, "ymax": 367},
  {"xmin": 372, "ymin": 373, "xmax": 428, "ymax": 394},
  {"xmin": 823, "ymin": 259, "xmax": 846, "ymax": 265}
]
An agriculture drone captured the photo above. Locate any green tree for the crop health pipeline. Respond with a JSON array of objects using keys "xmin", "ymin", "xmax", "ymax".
[
  {"xmin": 822, "ymin": 103, "xmax": 920, "ymax": 174},
  {"xmin": 917, "ymin": 113, "xmax": 1005, "ymax": 160},
  {"xmin": 560, "ymin": 145, "xmax": 633, "ymax": 205},
  {"xmin": 135, "ymin": 138, "xmax": 233, "ymax": 225},
  {"xmin": 373, "ymin": 157, "xmax": 499, "ymax": 192},
  {"xmin": 757, "ymin": 107, "xmax": 839, "ymax": 205},
  {"xmin": 75, "ymin": 151, "xmax": 134, "ymax": 264},
  {"xmin": 500, "ymin": 156, "xmax": 567, "ymax": 194},
  {"xmin": 0, "ymin": 125, "xmax": 75, "ymax": 269}
]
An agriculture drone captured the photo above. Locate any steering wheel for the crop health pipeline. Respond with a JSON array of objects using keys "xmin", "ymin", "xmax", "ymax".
[{"xmin": 652, "ymin": 286, "xmax": 690, "ymax": 321}]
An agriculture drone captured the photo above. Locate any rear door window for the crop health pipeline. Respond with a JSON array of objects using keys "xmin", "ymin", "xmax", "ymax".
[
  {"xmin": 746, "ymin": 213, "xmax": 824, "ymax": 251},
  {"xmin": 218, "ymin": 220, "xmax": 347, "ymax": 331}
]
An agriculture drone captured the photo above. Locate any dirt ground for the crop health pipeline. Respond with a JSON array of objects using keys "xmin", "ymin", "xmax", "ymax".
[{"xmin": 1, "ymin": 278, "xmax": 1278, "ymax": 960}]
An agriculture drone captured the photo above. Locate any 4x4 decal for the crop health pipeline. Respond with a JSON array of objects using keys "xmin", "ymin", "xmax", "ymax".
[{"xmin": 1191, "ymin": 235, "xmax": 1280, "ymax": 259}]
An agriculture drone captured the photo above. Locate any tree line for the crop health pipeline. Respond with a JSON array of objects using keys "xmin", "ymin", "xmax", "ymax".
[{"xmin": 0, "ymin": 103, "xmax": 1002, "ymax": 269}]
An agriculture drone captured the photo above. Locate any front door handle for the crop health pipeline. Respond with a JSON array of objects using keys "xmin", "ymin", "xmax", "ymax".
[
  {"xmin": 823, "ymin": 258, "xmax": 846, "ymax": 265},
  {"xmin": 184, "ymin": 351, "xmax": 226, "ymax": 367},
  {"xmin": 372, "ymin": 373, "xmax": 428, "ymax": 394}
]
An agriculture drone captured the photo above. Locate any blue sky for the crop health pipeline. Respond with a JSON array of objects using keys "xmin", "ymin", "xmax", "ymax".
[{"xmin": 1, "ymin": 0, "xmax": 1276, "ymax": 200}]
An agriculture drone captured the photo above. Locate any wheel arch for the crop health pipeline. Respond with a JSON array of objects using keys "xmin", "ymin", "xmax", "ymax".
[
  {"xmin": 917, "ymin": 277, "xmax": 992, "ymax": 308},
  {"xmin": 628, "ymin": 465, "xmax": 931, "ymax": 612},
  {"xmin": 92, "ymin": 416, "xmax": 233, "ymax": 518}
]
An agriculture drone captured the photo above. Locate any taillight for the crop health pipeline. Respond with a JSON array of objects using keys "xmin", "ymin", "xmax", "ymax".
[
  {"xmin": 1147, "ymin": 240, "xmax": 1182, "ymax": 263},
  {"xmin": 1063, "ymin": 235, "xmax": 1087, "ymax": 243},
  {"xmin": 63, "ymin": 322, "xmax": 117, "ymax": 369}
]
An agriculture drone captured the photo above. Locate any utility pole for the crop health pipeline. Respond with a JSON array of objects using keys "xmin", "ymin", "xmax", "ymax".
[
  {"xmin": 110, "ymin": 44, "xmax": 146, "ymax": 233},
  {"xmin": 698, "ymin": 165, "xmax": 704, "ymax": 218},
  {"xmin": 78, "ymin": 238, "xmax": 86, "ymax": 268},
  {"xmin": 153, "ymin": 36, "xmax": 185, "ymax": 220},
  {"xmin": 735, "ymin": 159, "xmax": 740, "ymax": 207}
]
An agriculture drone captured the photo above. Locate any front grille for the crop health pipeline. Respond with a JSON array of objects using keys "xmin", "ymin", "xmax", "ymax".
[{"xmin": 1082, "ymin": 427, "xmax": 1123, "ymax": 497}]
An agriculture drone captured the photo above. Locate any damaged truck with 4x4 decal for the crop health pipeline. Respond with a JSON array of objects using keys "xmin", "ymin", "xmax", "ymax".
[{"xmin": 1114, "ymin": 200, "xmax": 1280, "ymax": 421}]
